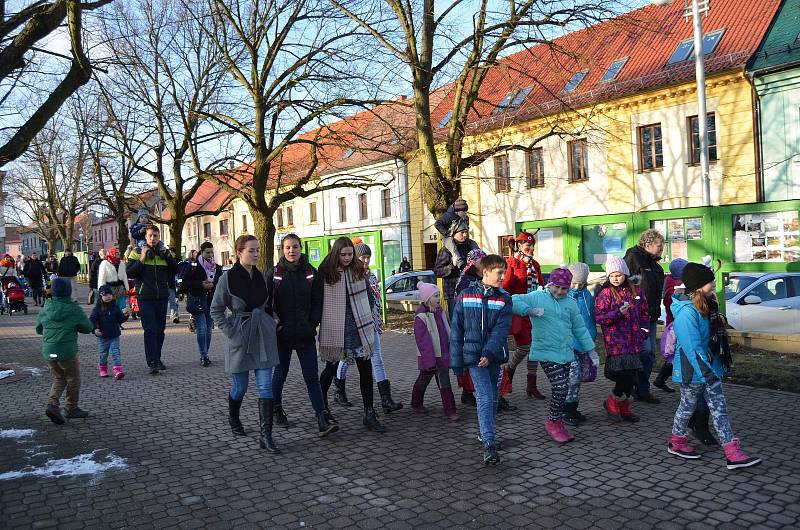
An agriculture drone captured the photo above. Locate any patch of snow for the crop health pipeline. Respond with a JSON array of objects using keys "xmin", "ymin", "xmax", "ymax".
[
  {"xmin": 0, "ymin": 451, "xmax": 128, "ymax": 481},
  {"xmin": 0, "ymin": 429, "xmax": 35, "ymax": 439}
]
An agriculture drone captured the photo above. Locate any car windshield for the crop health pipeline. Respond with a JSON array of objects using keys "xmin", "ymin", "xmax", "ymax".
[{"xmin": 724, "ymin": 275, "xmax": 758, "ymax": 300}]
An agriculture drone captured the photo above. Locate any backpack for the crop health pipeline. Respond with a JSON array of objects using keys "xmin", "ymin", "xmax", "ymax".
[{"xmin": 660, "ymin": 321, "xmax": 677, "ymax": 363}]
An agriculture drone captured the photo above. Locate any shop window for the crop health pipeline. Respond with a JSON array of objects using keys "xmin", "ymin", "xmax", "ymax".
[
  {"xmin": 581, "ymin": 223, "xmax": 628, "ymax": 265},
  {"xmin": 638, "ymin": 124, "xmax": 663, "ymax": 171},
  {"xmin": 498, "ymin": 235, "xmax": 514, "ymax": 258},
  {"xmin": 526, "ymin": 148, "xmax": 544, "ymax": 188},
  {"xmin": 732, "ymin": 211, "xmax": 799, "ymax": 263},
  {"xmin": 568, "ymin": 139, "xmax": 589, "ymax": 182},
  {"xmin": 688, "ymin": 113, "xmax": 718, "ymax": 165},
  {"xmin": 651, "ymin": 217, "xmax": 703, "ymax": 262},
  {"xmin": 494, "ymin": 154, "xmax": 510, "ymax": 192}
]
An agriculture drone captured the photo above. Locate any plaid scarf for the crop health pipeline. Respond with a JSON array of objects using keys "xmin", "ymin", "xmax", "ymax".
[
  {"xmin": 318, "ymin": 268, "xmax": 375, "ymax": 361},
  {"xmin": 516, "ymin": 252, "xmax": 539, "ymax": 293}
]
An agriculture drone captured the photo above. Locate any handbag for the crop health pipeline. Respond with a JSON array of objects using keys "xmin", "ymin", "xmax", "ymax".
[
  {"xmin": 186, "ymin": 294, "xmax": 207, "ymax": 315},
  {"xmin": 579, "ymin": 351, "xmax": 597, "ymax": 382}
]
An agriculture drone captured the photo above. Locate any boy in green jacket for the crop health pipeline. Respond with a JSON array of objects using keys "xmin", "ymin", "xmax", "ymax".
[{"xmin": 35, "ymin": 277, "xmax": 94, "ymax": 424}]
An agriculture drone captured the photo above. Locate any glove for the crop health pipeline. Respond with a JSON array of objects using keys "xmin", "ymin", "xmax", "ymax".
[
  {"xmin": 588, "ymin": 350, "xmax": 599, "ymax": 367},
  {"xmin": 528, "ymin": 308, "xmax": 544, "ymax": 317}
]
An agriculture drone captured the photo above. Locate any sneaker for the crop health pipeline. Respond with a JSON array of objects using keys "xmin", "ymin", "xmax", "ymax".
[
  {"xmin": 157, "ymin": 360, "xmax": 167, "ymax": 371},
  {"xmin": 483, "ymin": 444, "xmax": 500, "ymax": 466},
  {"xmin": 477, "ymin": 434, "xmax": 502, "ymax": 450},
  {"xmin": 113, "ymin": 366, "xmax": 124, "ymax": 380},
  {"xmin": 201, "ymin": 356, "xmax": 211, "ymax": 367},
  {"xmin": 65, "ymin": 407, "xmax": 89, "ymax": 419},
  {"xmin": 46, "ymin": 404, "xmax": 65, "ymax": 425},
  {"xmin": 667, "ymin": 434, "xmax": 700, "ymax": 459}
]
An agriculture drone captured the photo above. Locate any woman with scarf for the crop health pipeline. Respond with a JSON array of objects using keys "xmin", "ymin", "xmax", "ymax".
[
  {"xmin": 317, "ymin": 237, "xmax": 386, "ymax": 433},
  {"xmin": 97, "ymin": 246, "xmax": 130, "ymax": 312},
  {"xmin": 210, "ymin": 235, "xmax": 281, "ymax": 452},
  {"xmin": 182, "ymin": 242, "xmax": 222, "ymax": 367}
]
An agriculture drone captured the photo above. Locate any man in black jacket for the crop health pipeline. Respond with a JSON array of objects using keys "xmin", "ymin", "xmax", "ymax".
[
  {"xmin": 87, "ymin": 249, "xmax": 105, "ymax": 305},
  {"xmin": 22, "ymin": 252, "xmax": 47, "ymax": 306},
  {"xmin": 623, "ymin": 229, "xmax": 666, "ymax": 404},
  {"xmin": 58, "ymin": 250, "xmax": 81, "ymax": 301}
]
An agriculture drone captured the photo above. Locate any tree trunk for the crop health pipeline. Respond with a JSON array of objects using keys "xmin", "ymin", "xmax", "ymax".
[
  {"xmin": 249, "ymin": 207, "xmax": 277, "ymax": 271},
  {"xmin": 47, "ymin": 236, "xmax": 59, "ymax": 256},
  {"xmin": 168, "ymin": 212, "xmax": 185, "ymax": 259},
  {"xmin": 116, "ymin": 217, "xmax": 130, "ymax": 251}
]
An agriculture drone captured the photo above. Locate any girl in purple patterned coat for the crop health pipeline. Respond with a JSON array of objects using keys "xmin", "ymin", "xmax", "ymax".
[
  {"xmin": 594, "ymin": 256, "xmax": 649, "ymax": 424},
  {"xmin": 411, "ymin": 282, "xmax": 459, "ymax": 420}
]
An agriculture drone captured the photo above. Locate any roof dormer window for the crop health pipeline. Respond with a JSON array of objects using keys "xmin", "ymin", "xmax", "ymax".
[
  {"xmin": 600, "ymin": 58, "xmax": 628, "ymax": 82},
  {"xmin": 492, "ymin": 86, "xmax": 533, "ymax": 114},
  {"xmin": 437, "ymin": 110, "xmax": 453, "ymax": 128},
  {"xmin": 341, "ymin": 148, "xmax": 354, "ymax": 159},
  {"xmin": 667, "ymin": 29, "xmax": 725, "ymax": 65},
  {"xmin": 562, "ymin": 70, "xmax": 588, "ymax": 93}
]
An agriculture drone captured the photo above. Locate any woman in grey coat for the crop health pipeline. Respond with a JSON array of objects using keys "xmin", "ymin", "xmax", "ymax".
[{"xmin": 210, "ymin": 235, "xmax": 280, "ymax": 453}]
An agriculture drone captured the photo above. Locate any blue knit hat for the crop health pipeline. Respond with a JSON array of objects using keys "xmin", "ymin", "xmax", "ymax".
[
  {"xmin": 669, "ymin": 258, "xmax": 688, "ymax": 279},
  {"xmin": 98, "ymin": 284, "xmax": 113, "ymax": 296},
  {"xmin": 51, "ymin": 277, "xmax": 72, "ymax": 298}
]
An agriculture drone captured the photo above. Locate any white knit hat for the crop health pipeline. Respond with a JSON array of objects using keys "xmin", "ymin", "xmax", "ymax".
[
  {"xmin": 567, "ymin": 263, "xmax": 590, "ymax": 284},
  {"xmin": 604, "ymin": 256, "xmax": 630, "ymax": 276}
]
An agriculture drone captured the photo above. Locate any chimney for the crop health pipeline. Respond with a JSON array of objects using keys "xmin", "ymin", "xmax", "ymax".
[
  {"xmin": 398, "ymin": 95, "xmax": 407, "ymax": 101},
  {"xmin": 228, "ymin": 161, "xmax": 235, "ymax": 170}
]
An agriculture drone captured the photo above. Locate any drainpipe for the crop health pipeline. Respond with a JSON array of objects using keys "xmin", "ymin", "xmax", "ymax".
[
  {"xmin": 745, "ymin": 72, "xmax": 765, "ymax": 203},
  {"xmin": 399, "ymin": 159, "xmax": 412, "ymax": 263}
]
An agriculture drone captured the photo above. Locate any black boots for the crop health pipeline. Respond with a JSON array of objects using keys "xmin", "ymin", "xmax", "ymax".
[
  {"xmin": 688, "ymin": 410, "xmax": 719, "ymax": 446},
  {"xmin": 273, "ymin": 404, "xmax": 290, "ymax": 428},
  {"xmin": 228, "ymin": 395, "xmax": 246, "ymax": 436},
  {"xmin": 377, "ymin": 380, "xmax": 403, "ymax": 413},
  {"xmin": 653, "ymin": 363, "xmax": 676, "ymax": 393},
  {"xmin": 363, "ymin": 407, "xmax": 386, "ymax": 433},
  {"xmin": 461, "ymin": 391, "xmax": 476, "ymax": 406},
  {"xmin": 317, "ymin": 411, "xmax": 339, "ymax": 437},
  {"xmin": 257, "ymin": 398, "xmax": 280, "ymax": 453},
  {"xmin": 563, "ymin": 402, "xmax": 580, "ymax": 426},
  {"xmin": 334, "ymin": 377, "xmax": 353, "ymax": 407},
  {"xmin": 497, "ymin": 397, "xmax": 517, "ymax": 413}
]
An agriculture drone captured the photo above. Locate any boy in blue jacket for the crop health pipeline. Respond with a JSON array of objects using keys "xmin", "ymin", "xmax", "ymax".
[
  {"xmin": 90, "ymin": 285, "xmax": 130, "ymax": 380},
  {"xmin": 450, "ymin": 254, "xmax": 512, "ymax": 466}
]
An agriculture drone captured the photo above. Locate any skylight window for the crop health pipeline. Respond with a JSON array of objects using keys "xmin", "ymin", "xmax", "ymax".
[
  {"xmin": 667, "ymin": 29, "xmax": 726, "ymax": 65},
  {"xmin": 341, "ymin": 148, "xmax": 354, "ymax": 159},
  {"xmin": 492, "ymin": 86, "xmax": 533, "ymax": 114},
  {"xmin": 563, "ymin": 70, "xmax": 588, "ymax": 93},
  {"xmin": 600, "ymin": 58, "xmax": 628, "ymax": 82},
  {"xmin": 437, "ymin": 110, "xmax": 452, "ymax": 128}
]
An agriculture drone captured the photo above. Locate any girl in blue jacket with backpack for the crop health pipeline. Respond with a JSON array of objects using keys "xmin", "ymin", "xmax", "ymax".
[{"xmin": 667, "ymin": 262, "xmax": 761, "ymax": 470}]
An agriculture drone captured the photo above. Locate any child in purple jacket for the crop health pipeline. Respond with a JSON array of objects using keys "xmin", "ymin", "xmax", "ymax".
[{"xmin": 411, "ymin": 282, "xmax": 458, "ymax": 421}]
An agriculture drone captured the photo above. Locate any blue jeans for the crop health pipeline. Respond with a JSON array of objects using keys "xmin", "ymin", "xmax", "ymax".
[
  {"xmin": 230, "ymin": 369, "xmax": 274, "ymax": 400},
  {"xmin": 637, "ymin": 322, "xmax": 657, "ymax": 395},
  {"xmin": 168, "ymin": 288, "xmax": 178, "ymax": 318},
  {"xmin": 336, "ymin": 329, "xmax": 387, "ymax": 382},
  {"xmin": 272, "ymin": 342, "xmax": 325, "ymax": 413},
  {"xmin": 97, "ymin": 336, "xmax": 122, "ymax": 366},
  {"xmin": 469, "ymin": 363, "xmax": 501, "ymax": 448},
  {"xmin": 194, "ymin": 309, "xmax": 212, "ymax": 358},
  {"xmin": 138, "ymin": 298, "xmax": 167, "ymax": 365}
]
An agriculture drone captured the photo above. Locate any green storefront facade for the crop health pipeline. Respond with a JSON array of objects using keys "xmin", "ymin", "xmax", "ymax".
[{"xmin": 516, "ymin": 199, "xmax": 800, "ymax": 310}]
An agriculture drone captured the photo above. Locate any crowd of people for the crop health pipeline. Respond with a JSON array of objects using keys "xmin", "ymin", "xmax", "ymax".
[{"xmin": 25, "ymin": 201, "xmax": 762, "ymax": 471}]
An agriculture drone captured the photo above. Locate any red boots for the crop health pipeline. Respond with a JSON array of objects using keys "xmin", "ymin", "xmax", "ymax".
[{"xmin": 526, "ymin": 373, "xmax": 545, "ymax": 400}]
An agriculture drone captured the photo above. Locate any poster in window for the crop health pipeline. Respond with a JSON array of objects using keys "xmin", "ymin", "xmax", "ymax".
[
  {"xmin": 686, "ymin": 218, "xmax": 702, "ymax": 240},
  {"xmin": 310, "ymin": 248, "xmax": 320, "ymax": 261},
  {"xmin": 668, "ymin": 220, "xmax": 685, "ymax": 241},
  {"xmin": 537, "ymin": 230, "xmax": 555, "ymax": 260},
  {"xmin": 732, "ymin": 211, "xmax": 800, "ymax": 263}
]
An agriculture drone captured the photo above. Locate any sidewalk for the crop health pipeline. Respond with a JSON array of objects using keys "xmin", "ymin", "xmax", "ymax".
[{"xmin": 1, "ymin": 284, "xmax": 799, "ymax": 529}]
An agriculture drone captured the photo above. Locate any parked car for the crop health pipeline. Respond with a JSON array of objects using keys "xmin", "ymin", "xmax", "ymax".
[
  {"xmin": 724, "ymin": 272, "xmax": 800, "ymax": 334},
  {"xmin": 383, "ymin": 270, "xmax": 436, "ymax": 309}
]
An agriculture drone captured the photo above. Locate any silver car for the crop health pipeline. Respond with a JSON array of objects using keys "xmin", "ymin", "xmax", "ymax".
[
  {"xmin": 724, "ymin": 272, "xmax": 800, "ymax": 335},
  {"xmin": 383, "ymin": 270, "xmax": 436, "ymax": 309}
]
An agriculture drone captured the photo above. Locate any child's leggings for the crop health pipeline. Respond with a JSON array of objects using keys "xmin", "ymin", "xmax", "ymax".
[
  {"xmin": 672, "ymin": 383, "xmax": 734, "ymax": 444},
  {"xmin": 540, "ymin": 362, "xmax": 570, "ymax": 420},
  {"xmin": 336, "ymin": 329, "xmax": 386, "ymax": 382},
  {"xmin": 565, "ymin": 357, "xmax": 582, "ymax": 403}
]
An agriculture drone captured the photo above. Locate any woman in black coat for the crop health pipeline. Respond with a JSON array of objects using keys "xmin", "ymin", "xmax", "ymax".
[
  {"xmin": 23, "ymin": 252, "xmax": 47, "ymax": 306},
  {"xmin": 265, "ymin": 233, "xmax": 337, "ymax": 438},
  {"xmin": 181, "ymin": 242, "xmax": 222, "ymax": 367}
]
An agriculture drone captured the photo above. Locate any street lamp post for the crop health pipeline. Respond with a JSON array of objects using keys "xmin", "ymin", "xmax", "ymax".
[{"xmin": 654, "ymin": 0, "xmax": 712, "ymax": 206}]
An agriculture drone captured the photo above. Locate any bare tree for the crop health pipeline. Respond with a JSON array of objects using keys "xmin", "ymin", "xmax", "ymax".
[
  {"xmin": 95, "ymin": 0, "xmax": 236, "ymax": 254},
  {"xmin": 0, "ymin": 0, "xmax": 113, "ymax": 167},
  {"xmin": 331, "ymin": 0, "xmax": 632, "ymax": 215},
  {"xmin": 194, "ymin": 0, "xmax": 389, "ymax": 267}
]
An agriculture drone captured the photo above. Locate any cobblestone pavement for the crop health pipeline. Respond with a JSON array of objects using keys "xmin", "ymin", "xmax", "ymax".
[{"xmin": 1, "ymin": 284, "xmax": 799, "ymax": 529}]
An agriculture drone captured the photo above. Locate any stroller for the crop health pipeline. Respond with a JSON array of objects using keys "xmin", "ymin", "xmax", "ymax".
[{"xmin": 1, "ymin": 277, "xmax": 28, "ymax": 315}]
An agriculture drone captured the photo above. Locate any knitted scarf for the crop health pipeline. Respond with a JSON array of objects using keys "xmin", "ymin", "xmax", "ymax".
[
  {"xmin": 318, "ymin": 268, "xmax": 375, "ymax": 360},
  {"xmin": 200, "ymin": 256, "xmax": 216, "ymax": 279},
  {"xmin": 516, "ymin": 252, "xmax": 539, "ymax": 293}
]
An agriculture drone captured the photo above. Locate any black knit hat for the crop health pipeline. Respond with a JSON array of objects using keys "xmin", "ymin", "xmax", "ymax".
[{"xmin": 682, "ymin": 262, "xmax": 715, "ymax": 292}]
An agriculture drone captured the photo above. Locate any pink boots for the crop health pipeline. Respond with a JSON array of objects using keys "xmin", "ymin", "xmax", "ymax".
[
  {"xmin": 112, "ymin": 365, "xmax": 124, "ymax": 380},
  {"xmin": 722, "ymin": 439, "xmax": 761, "ymax": 470},
  {"xmin": 101, "ymin": 364, "xmax": 124, "ymax": 380},
  {"xmin": 98, "ymin": 364, "xmax": 108, "ymax": 378},
  {"xmin": 544, "ymin": 419, "xmax": 574, "ymax": 444},
  {"xmin": 667, "ymin": 435, "xmax": 700, "ymax": 459}
]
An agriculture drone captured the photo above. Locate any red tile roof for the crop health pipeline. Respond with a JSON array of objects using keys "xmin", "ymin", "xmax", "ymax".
[{"xmin": 430, "ymin": 0, "xmax": 781, "ymax": 135}]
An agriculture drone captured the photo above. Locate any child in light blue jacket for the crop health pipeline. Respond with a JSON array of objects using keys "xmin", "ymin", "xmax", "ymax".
[
  {"xmin": 512, "ymin": 267, "xmax": 597, "ymax": 445},
  {"xmin": 564, "ymin": 263, "xmax": 597, "ymax": 425}
]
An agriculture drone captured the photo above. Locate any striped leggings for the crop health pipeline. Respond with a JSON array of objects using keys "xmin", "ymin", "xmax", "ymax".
[{"xmin": 540, "ymin": 361, "xmax": 570, "ymax": 421}]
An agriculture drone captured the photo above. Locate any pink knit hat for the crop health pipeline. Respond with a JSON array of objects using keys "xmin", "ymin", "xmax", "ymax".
[
  {"xmin": 548, "ymin": 267, "xmax": 573, "ymax": 289},
  {"xmin": 604, "ymin": 255, "xmax": 630, "ymax": 276},
  {"xmin": 417, "ymin": 282, "xmax": 440, "ymax": 304}
]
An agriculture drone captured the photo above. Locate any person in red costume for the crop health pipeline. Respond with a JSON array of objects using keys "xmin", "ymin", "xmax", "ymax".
[{"xmin": 499, "ymin": 232, "xmax": 546, "ymax": 401}]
